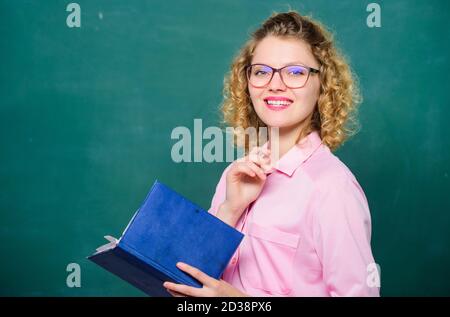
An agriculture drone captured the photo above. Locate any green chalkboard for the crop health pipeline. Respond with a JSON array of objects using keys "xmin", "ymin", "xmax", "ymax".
[{"xmin": 0, "ymin": 0, "xmax": 449, "ymax": 296}]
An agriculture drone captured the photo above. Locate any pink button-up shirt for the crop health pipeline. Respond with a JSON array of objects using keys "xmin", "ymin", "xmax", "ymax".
[{"xmin": 208, "ymin": 131, "xmax": 380, "ymax": 297}]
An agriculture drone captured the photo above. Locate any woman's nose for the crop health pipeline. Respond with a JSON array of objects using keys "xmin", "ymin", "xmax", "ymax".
[{"xmin": 267, "ymin": 71, "xmax": 287, "ymax": 91}]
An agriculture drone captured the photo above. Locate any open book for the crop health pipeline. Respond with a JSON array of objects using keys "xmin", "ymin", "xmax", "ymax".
[{"xmin": 88, "ymin": 180, "xmax": 244, "ymax": 297}]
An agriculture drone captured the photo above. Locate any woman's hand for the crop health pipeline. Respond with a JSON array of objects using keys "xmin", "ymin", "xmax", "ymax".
[
  {"xmin": 163, "ymin": 262, "xmax": 249, "ymax": 297},
  {"xmin": 216, "ymin": 147, "xmax": 272, "ymax": 227}
]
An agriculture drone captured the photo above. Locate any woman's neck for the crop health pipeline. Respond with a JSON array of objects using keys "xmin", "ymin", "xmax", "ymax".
[
  {"xmin": 271, "ymin": 127, "xmax": 300, "ymax": 159},
  {"xmin": 268, "ymin": 116, "xmax": 312, "ymax": 160}
]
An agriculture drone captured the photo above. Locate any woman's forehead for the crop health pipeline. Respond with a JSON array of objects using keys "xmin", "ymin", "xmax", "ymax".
[{"xmin": 251, "ymin": 36, "xmax": 317, "ymax": 68}]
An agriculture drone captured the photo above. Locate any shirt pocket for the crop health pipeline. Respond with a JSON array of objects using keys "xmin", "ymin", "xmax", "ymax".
[{"xmin": 240, "ymin": 221, "xmax": 300, "ymax": 295}]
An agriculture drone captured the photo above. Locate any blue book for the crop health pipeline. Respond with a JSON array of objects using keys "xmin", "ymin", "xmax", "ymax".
[{"xmin": 88, "ymin": 180, "xmax": 244, "ymax": 297}]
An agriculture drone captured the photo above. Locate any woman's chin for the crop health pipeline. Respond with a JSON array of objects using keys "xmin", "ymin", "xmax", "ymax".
[{"xmin": 260, "ymin": 119, "xmax": 293, "ymax": 130}]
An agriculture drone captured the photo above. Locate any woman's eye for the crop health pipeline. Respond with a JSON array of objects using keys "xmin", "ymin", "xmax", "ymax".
[
  {"xmin": 255, "ymin": 70, "xmax": 268, "ymax": 76},
  {"xmin": 290, "ymin": 70, "xmax": 305, "ymax": 76},
  {"xmin": 287, "ymin": 67, "xmax": 307, "ymax": 76}
]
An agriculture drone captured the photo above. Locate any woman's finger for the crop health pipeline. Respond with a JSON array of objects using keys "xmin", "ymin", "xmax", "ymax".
[
  {"xmin": 249, "ymin": 154, "xmax": 269, "ymax": 168},
  {"xmin": 163, "ymin": 281, "xmax": 202, "ymax": 297},
  {"xmin": 248, "ymin": 147, "xmax": 274, "ymax": 173},
  {"xmin": 248, "ymin": 147, "xmax": 271, "ymax": 167},
  {"xmin": 232, "ymin": 162, "xmax": 257, "ymax": 178},
  {"xmin": 250, "ymin": 146, "xmax": 271, "ymax": 158},
  {"xmin": 166, "ymin": 288, "xmax": 186, "ymax": 297},
  {"xmin": 244, "ymin": 161, "xmax": 267, "ymax": 181},
  {"xmin": 234, "ymin": 162, "xmax": 266, "ymax": 181},
  {"xmin": 176, "ymin": 262, "xmax": 215, "ymax": 287}
]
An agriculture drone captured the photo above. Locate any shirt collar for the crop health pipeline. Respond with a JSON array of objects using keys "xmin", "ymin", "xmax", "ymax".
[{"xmin": 262, "ymin": 130, "xmax": 323, "ymax": 177}]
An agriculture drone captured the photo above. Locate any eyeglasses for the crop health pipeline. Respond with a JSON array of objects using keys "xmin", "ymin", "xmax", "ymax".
[{"xmin": 246, "ymin": 63, "xmax": 320, "ymax": 89}]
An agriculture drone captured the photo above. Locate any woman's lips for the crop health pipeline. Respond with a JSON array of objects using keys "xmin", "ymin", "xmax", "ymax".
[{"xmin": 264, "ymin": 99, "xmax": 293, "ymax": 111}]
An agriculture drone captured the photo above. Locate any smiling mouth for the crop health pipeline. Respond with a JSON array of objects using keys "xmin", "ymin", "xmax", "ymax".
[{"xmin": 263, "ymin": 99, "xmax": 293, "ymax": 111}]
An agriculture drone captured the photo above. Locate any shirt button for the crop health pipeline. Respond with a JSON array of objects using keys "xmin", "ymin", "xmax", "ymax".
[{"xmin": 231, "ymin": 258, "xmax": 237, "ymax": 265}]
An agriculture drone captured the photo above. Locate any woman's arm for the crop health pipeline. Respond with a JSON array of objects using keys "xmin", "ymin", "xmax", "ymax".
[{"xmin": 312, "ymin": 176, "xmax": 380, "ymax": 297}]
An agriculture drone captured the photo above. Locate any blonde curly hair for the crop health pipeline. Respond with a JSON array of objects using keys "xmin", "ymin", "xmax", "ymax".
[{"xmin": 221, "ymin": 10, "xmax": 361, "ymax": 152}]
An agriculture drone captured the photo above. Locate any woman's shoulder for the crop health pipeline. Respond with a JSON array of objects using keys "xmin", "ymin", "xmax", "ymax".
[
  {"xmin": 303, "ymin": 145, "xmax": 365, "ymax": 195},
  {"xmin": 302, "ymin": 146, "xmax": 371, "ymax": 223}
]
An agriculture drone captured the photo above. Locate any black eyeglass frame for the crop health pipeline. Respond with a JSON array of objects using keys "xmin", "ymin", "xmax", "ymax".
[{"xmin": 245, "ymin": 63, "xmax": 320, "ymax": 89}]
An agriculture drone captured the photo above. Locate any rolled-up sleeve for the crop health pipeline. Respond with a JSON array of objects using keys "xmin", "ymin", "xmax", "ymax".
[{"xmin": 312, "ymin": 176, "xmax": 380, "ymax": 297}]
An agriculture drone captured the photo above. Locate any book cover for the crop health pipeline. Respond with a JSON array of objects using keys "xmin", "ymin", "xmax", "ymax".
[{"xmin": 88, "ymin": 180, "xmax": 244, "ymax": 297}]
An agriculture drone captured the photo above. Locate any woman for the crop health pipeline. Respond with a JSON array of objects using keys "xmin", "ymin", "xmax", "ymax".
[{"xmin": 164, "ymin": 10, "xmax": 380, "ymax": 297}]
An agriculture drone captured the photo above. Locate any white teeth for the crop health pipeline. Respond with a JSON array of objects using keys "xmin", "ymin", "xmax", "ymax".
[{"xmin": 266, "ymin": 100, "xmax": 292, "ymax": 106}]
